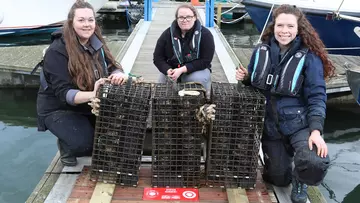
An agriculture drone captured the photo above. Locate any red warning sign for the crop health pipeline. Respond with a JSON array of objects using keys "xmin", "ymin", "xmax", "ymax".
[{"xmin": 143, "ymin": 188, "xmax": 199, "ymax": 201}]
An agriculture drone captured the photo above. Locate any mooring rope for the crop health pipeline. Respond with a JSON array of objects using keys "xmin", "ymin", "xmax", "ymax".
[
  {"xmin": 214, "ymin": 12, "xmax": 249, "ymax": 24},
  {"xmin": 257, "ymin": 4, "xmax": 275, "ymax": 44}
]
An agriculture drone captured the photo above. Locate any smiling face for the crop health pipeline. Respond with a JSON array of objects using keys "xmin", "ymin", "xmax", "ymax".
[
  {"xmin": 72, "ymin": 8, "xmax": 95, "ymax": 44},
  {"xmin": 177, "ymin": 8, "xmax": 196, "ymax": 32},
  {"xmin": 274, "ymin": 13, "xmax": 298, "ymax": 50}
]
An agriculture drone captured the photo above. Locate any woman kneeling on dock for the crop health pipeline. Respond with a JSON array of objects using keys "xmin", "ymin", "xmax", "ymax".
[
  {"xmin": 36, "ymin": 0, "xmax": 127, "ymax": 166},
  {"xmin": 236, "ymin": 4, "xmax": 334, "ymax": 203},
  {"xmin": 153, "ymin": 4, "xmax": 215, "ymax": 98}
]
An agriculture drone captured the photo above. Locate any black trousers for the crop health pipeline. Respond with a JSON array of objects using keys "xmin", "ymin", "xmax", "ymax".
[
  {"xmin": 44, "ymin": 111, "xmax": 96, "ymax": 157},
  {"xmin": 262, "ymin": 128, "xmax": 330, "ymax": 186}
]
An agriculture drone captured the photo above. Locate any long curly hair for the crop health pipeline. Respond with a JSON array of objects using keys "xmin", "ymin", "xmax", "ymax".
[
  {"xmin": 261, "ymin": 4, "xmax": 335, "ymax": 79},
  {"xmin": 63, "ymin": 0, "xmax": 123, "ymax": 91}
]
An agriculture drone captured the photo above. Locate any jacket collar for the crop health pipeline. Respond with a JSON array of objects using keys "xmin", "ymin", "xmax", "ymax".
[
  {"xmin": 269, "ymin": 36, "xmax": 302, "ymax": 66},
  {"xmin": 79, "ymin": 34, "xmax": 103, "ymax": 54}
]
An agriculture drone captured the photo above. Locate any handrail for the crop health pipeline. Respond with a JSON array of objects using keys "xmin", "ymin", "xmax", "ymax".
[{"xmin": 335, "ymin": 13, "xmax": 360, "ymax": 23}]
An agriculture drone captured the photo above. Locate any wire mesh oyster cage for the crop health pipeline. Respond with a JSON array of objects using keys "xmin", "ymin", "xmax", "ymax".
[
  {"xmin": 90, "ymin": 82, "xmax": 151, "ymax": 186},
  {"xmin": 206, "ymin": 82, "xmax": 266, "ymax": 189},
  {"xmin": 151, "ymin": 82, "xmax": 206, "ymax": 188}
]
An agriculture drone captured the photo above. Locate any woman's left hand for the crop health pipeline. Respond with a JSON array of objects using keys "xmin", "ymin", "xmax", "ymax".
[
  {"xmin": 308, "ymin": 130, "xmax": 328, "ymax": 158},
  {"xmin": 108, "ymin": 72, "xmax": 127, "ymax": 85},
  {"xmin": 169, "ymin": 67, "xmax": 186, "ymax": 81}
]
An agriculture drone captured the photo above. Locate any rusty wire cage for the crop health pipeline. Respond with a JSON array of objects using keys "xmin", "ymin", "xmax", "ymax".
[
  {"xmin": 206, "ymin": 82, "xmax": 266, "ymax": 189},
  {"xmin": 151, "ymin": 83, "xmax": 206, "ymax": 188},
  {"xmin": 90, "ymin": 83, "xmax": 151, "ymax": 186}
]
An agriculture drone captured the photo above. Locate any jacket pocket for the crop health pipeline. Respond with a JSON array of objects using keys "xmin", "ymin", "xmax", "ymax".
[{"xmin": 278, "ymin": 106, "xmax": 307, "ymax": 135}]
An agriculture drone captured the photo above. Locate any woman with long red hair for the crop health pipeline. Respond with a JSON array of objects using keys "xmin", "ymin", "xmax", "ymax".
[{"xmin": 236, "ymin": 4, "xmax": 334, "ymax": 203}]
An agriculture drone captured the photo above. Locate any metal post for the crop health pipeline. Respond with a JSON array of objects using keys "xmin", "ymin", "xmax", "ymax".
[
  {"xmin": 205, "ymin": 0, "xmax": 214, "ymax": 27},
  {"xmin": 144, "ymin": 0, "xmax": 152, "ymax": 21},
  {"xmin": 205, "ymin": 0, "xmax": 210, "ymax": 27},
  {"xmin": 209, "ymin": 0, "xmax": 214, "ymax": 27}
]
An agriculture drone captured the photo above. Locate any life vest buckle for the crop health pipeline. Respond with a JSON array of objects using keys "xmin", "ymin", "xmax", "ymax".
[{"xmin": 266, "ymin": 74, "xmax": 273, "ymax": 85}]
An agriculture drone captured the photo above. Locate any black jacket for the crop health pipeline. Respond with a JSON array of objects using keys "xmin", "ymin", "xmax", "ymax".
[
  {"xmin": 37, "ymin": 31, "xmax": 117, "ymax": 118},
  {"xmin": 153, "ymin": 20, "xmax": 215, "ymax": 75}
]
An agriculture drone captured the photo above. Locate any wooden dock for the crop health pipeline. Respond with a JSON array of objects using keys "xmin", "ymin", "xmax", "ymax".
[{"xmin": 25, "ymin": 1, "xmax": 329, "ymax": 203}]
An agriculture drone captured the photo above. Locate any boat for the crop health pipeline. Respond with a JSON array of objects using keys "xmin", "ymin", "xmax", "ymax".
[
  {"xmin": 345, "ymin": 67, "xmax": 360, "ymax": 105},
  {"xmin": 241, "ymin": 0, "xmax": 360, "ymax": 56},
  {"xmin": 0, "ymin": 0, "xmax": 108, "ymax": 36}
]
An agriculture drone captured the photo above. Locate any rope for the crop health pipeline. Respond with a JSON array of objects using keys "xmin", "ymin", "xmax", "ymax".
[
  {"xmin": 257, "ymin": 4, "xmax": 275, "ymax": 45},
  {"xmin": 221, "ymin": 3, "xmax": 240, "ymax": 15},
  {"xmin": 335, "ymin": 0, "xmax": 345, "ymax": 14},
  {"xmin": 214, "ymin": 12, "xmax": 249, "ymax": 24}
]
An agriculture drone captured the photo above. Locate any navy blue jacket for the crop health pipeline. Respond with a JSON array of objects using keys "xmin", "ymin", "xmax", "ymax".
[{"xmin": 244, "ymin": 37, "xmax": 327, "ymax": 136}]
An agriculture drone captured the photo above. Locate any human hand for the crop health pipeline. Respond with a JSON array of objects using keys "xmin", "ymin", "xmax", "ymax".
[
  {"xmin": 308, "ymin": 130, "xmax": 328, "ymax": 158},
  {"xmin": 169, "ymin": 68, "xmax": 183, "ymax": 81},
  {"xmin": 108, "ymin": 72, "xmax": 127, "ymax": 85},
  {"xmin": 93, "ymin": 78, "xmax": 109, "ymax": 96},
  {"xmin": 167, "ymin": 68, "xmax": 174, "ymax": 76},
  {"xmin": 88, "ymin": 97, "xmax": 100, "ymax": 116},
  {"xmin": 235, "ymin": 65, "xmax": 248, "ymax": 81}
]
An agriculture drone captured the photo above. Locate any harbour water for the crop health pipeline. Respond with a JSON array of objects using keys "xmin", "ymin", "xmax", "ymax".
[{"xmin": 0, "ymin": 17, "xmax": 359, "ymax": 203}]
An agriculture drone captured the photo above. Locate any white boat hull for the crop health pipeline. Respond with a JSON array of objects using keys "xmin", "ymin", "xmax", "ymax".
[{"xmin": 0, "ymin": 0, "xmax": 108, "ymax": 36}]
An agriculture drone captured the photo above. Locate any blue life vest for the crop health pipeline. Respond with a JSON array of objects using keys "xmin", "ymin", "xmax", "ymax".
[
  {"xmin": 170, "ymin": 20, "xmax": 202, "ymax": 66},
  {"xmin": 251, "ymin": 42, "xmax": 308, "ymax": 97}
]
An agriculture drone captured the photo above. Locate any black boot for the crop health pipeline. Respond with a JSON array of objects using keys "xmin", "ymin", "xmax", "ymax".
[
  {"xmin": 291, "ymin": 177, "xmax": 308, "ymax": 203},
  {"xmin": 57, "ymin": 139, "xmax": 77, "ymax": 166}
]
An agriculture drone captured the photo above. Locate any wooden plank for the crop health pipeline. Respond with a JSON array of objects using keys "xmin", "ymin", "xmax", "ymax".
[
  {"xmin": 45, "ymin": 174, "xmax": 79, "ymax": 203},
  {"xmin": 45, "ymin": 151, "xmax": 63, "ymax": 173},
  {"xmin": 89, "ymin": 183, "xmax": 116, "ymax": 203},
  {"xmin": 26, "ymin": 174, "xmax": 60, "ymax": 203},
  {"xmin": 272, "ymin": 185, "xmax": 292, "ymax": 203},
  {"xmin": 308, "ymin": 186, "xmax": 327, "ymax": 203},
  {"xmin": 226, "ymin": 188, "xmax": 249, "ymax": 203},
  {"xmin": 272, "ymin": 185, "xmax": 311, "ymax": 203},
  {"xmin": 27, "ymin": 152, "xmax": 63, "ymax": 203},
  {"xmin": 26, "ymin": 174, "xmax": 51, "ymax": 203}
]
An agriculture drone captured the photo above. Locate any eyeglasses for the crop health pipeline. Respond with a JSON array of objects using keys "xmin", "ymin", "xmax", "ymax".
[{"xmin": 177, "ymin": 16, "xmax": 194, "ymax": 22}]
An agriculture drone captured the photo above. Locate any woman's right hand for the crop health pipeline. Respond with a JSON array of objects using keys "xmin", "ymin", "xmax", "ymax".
[
  {"xmin": 235, "ymin": 66, "xmax": 249, "ymax": 81},
  {"xmin": 93, "ymin": 78, "xmax": 110, "ymax": 96}
]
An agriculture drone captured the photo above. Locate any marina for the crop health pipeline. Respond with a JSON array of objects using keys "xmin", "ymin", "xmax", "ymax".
[{"xmin": 21, "ymin": 1, "xmax": 329, "ymax": 203}]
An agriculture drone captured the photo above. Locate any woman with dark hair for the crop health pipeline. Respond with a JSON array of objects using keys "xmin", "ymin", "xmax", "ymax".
[
  {"xmin": 236, "ymin": 4, "xmax": 334, "ymax": 203},
  {"xmin": 36, "ymin": 0, "xmax": 127, "ymax": 166},
  {"xmin": 153, "ymin": 4, "xmax": 215, "ymax": 98}
]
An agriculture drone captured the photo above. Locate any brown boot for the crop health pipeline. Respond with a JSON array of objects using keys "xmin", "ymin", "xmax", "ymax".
[{"xmin": 57, "ymin": 139, "xmax": 77, "ymax": 166}]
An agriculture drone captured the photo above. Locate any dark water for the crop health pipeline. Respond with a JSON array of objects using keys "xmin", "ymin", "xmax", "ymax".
[
  {"xmin": 0, "ymin": 17, "xmax": 359, "ymax": 203},
  {"xmin": 0, "ymin": 89, "xmax": 56, "ymax": 203}
]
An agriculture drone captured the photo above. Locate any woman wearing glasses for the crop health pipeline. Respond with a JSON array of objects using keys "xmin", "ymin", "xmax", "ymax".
[{"xmin": 153, "ymin": 4, "xmax": 214, "ymax": 97}]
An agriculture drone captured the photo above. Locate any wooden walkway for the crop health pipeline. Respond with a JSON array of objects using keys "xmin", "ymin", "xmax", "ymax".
[
  {"xmin": 26, "ymin": 1, "xmax": 327, "ymax": 203},
  {"xmin": 123, "ymin": 2, "xmax": 228, "ymax": 83},
  {"xmin": 26, "ymin": 155, "xmax": 279, "ymax": 203}
]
